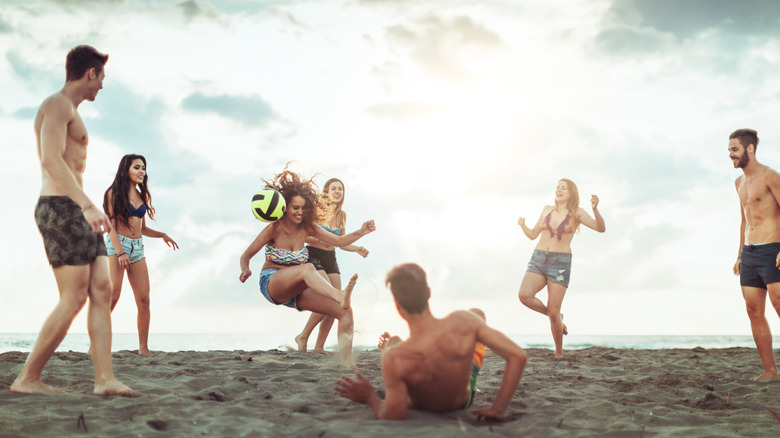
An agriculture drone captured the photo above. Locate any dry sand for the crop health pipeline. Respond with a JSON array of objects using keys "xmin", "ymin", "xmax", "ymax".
[{"xmin": 1, "ymin": 347, "xmax": 779, "ymax": 437}]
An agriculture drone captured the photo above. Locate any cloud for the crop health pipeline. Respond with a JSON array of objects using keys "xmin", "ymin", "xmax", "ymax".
[
  {"xmin": 385, "ymin": 14, "xmax": 504, "ymax": 79},
  {"xmin": 5, "ymin": 50, "xmax": 60, "ymax": 91},
  {"xmin": 608, "ymin": 0, "xmax": 780, "ymax": 38},
  {"xmin": 593, "ymin": 24, "xmax": 674, "ymax": 56},
  {"xmin": 181, "ymin": 92, "xmax": 279, "ymax": 128},
  {"xmin": 364, "ymin": 101, "xmax": 447, "ymax": 120}
]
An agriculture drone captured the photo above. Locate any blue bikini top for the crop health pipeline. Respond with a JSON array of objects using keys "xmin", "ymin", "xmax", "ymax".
[
  {"xmin": 319, "ymin": 224, "xmax": 341, "ymax": 236},
  {"xmin": 129, "ymin": 203, "xmax": 147, "ymax": 218}
]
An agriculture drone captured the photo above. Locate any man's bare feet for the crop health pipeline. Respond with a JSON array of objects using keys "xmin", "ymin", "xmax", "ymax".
[
  {"xmin": 754, "ymin": 371, "xmax": 779, "ymax": 382},
  {"xmin": 138, "ymin": 348, "xmax": 153, "ymax": 357},
  {"xmin": 94, "ymin": 379, "xmax": 141, "ymax": 397},
  {"xmin": 295, "ymin": 334, "xmax": 308, "ymax": 352},
  {"xmin": 10, "ymin": 378, "xmax": 60, "ymax": 395},
  {"xmin": 341, "ymin": 274, "xmax": 358, "ymax": 309},
  {"xmin": 377, "ymin": 332, "xmax": 402, "ymax": 352},
  {"xmin": 378, "ymin": 331, "xmax": 391, "ymax": 351}
]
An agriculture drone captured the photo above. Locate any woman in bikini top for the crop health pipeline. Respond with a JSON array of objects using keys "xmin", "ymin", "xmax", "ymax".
[
  {"xmin": 103, "ymin": 154, "xmax": 179, "ymax": 356},
  {"xmin": 295, "ymin": 178, "xmax": 371, "ymax": 353},
  {"xmin": 238, "ymin": 166, "xmax": 375, "ymax": 366},
  {"xmin": 516, "ymin": 178, "xmax": 606, "ymax": 359}
]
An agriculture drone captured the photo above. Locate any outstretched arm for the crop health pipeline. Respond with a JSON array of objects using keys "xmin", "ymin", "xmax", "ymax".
[
  {"xmin": 314, "ymin": 220, "xmax": 375, "ymax": 248},
  {"xmin": 142, "ymin": 220, "xmax": 179, "ymax": 250},
  {"xmin": 239, "ymin": 225, "xmax": 273, "ymax": 282},
  {"xmin": 335, "ymin": 353, "xmax": 409, "ymax": 420},
  {"xmin": 471, "ymin": 321, "xmax": 527, "ymax": 421},
  {"xmin": 518, "ymin": 209, "xmax": 546, "ymax": 240},
  {"xmin": 576, "ymin": 195, "xmax": 606, "ymax": 232}
]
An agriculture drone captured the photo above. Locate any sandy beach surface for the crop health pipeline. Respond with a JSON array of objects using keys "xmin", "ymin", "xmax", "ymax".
[{"xmin": 1, "ymin": 347, "xmax": 779, "ymax": 437}]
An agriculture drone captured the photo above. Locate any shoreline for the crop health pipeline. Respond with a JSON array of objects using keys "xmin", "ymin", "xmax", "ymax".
[{"xmin": 1, "ymin": 347, "xmax": 779, "ymax": 437}]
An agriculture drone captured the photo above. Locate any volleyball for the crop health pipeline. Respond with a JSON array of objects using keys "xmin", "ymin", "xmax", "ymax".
[{"xmin": 251, "ymin": 188, "xmax": 286, "ymax": 222}]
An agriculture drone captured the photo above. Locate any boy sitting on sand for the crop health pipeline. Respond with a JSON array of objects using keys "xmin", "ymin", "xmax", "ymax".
[{"xmin": 334, "ymin": 263, "xmax": 527, "ymax": 420}]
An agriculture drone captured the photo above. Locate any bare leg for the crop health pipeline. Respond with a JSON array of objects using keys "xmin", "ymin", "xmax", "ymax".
[
  {"xmin": 267, "ymin": 263, "xmax": 343, "ymax": 303},
  {"xmin": 313, "ymin": 272, "xmax": 341, "ymax": 353},
  {"xmin": 10, "ymin": 265, "xmax": 90, "ymax": 394},
  {"xmin": 108, "ymin": 254, "xmax": 124, "ymax": 311},
  {"xmin": 546, "ymin": 282, "xmax": 568, "ymax": 359},
  {"xmin": 126, "ymin": 259, "xmax": 152, "ymax": 356},
  {"xmin": 296, "ymin": 313, "xmax": 326, "ymax": 352},
  {"xmin": 743, "ymin": 285, "xmax": 779, "ymax": 381},
  {"xmin": 295, "ymin": 270, "xmax": 333, "ymax": 352},
  {"xmin": 86, "ymin": 257, "xmax": 140, "ymax": 396},
  {"xmin": 89, "ymin": 254, "xmax": 124, "ymax": 356},
  {"xmin": 296, "ymin": 276, "xmax": 358, "ymax": 367},
  {"xmin": 518, "ymin": 271, "xmax": 549, "ymax": 315}
]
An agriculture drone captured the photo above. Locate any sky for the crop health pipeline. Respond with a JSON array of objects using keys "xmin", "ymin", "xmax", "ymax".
[{"xmin": 2, "ymin": 0, "xmax": 780, "ymax": 349}]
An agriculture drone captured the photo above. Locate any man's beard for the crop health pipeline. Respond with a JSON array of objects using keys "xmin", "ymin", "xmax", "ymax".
[{"xmin": 737, "ymin": 153, "xmax": 749, "ymax": 168}]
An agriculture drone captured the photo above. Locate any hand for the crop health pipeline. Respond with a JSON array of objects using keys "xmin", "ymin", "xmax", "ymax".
[
  {"xmin": 357, "ymin": 246, "xmax": 369, "ymax": 258},
  {"xmin": 162, "ymin": 233, "xmax": 179, "ymax": 250},
  {"xmin": 83, "ymin": 206, "xmax": 112, "ymax": 234},
  {"xmin": 360, "ymin": 220, "xmax": 376, "ymax": 236},
  {"xmin": 591, "ymin": 195, "xmax": 600, "ymax": 209},
  {"xmin": 472, "ymin": 406, "xmax": 506, "ymax": 421},
  {"xmin": 239, "ymin": 268, "xmax": 252, "ymax": 283},
  {"xmin": 334, "ymin": 372, "xmax": 375, "ymax": 404},
  {"xmin": 118, "ymin": 253, "xmax": 130, "ymax": 270},
  {"xmin": 517, "ymin": 217, "xmax": 525, "ymax": 227}
]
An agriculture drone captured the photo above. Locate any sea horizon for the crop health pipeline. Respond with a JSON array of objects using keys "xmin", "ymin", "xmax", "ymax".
[{"xmin": 1, "ymin": 333, "xmax": 775, "ymax": 354}]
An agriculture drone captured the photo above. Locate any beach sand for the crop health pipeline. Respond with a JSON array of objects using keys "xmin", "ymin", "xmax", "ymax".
[{"xmin": 1, "ymin": 347, "xmax": 778, "ymax": 437}]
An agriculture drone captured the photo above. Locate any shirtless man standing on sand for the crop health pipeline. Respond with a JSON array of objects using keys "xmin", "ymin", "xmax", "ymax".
[
  {"xmin": 10, "ymin": 45, "xmax": 138, "ymax": 396},
  {"xmin": 335, "ymin": 263, "xmax": 527, "ymax": 420},
  {"xmin": 730, "ymin": 128, "xmax": 780, "ymax": 381}
]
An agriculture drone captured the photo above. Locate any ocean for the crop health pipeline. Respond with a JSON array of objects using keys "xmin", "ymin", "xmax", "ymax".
[{"xmin": 0, "ymin": 333, "xmax": 774, "ymax": 354}]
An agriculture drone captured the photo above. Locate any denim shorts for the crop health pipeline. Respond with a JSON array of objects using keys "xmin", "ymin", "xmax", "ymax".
[
  {"xmin": 526, "ymin": 249, "xmax": 572, "ymax": 287},
  {"xmin": 105, "ymin": 234, "xmax": 145, "ymax": 264},
  {"xmin": 259, "ymin": 268, "xmax": 301, "ymax": 311},
  {"xmin": 740, "ymin": 243, "xmax": 780, "ymax": 289}
]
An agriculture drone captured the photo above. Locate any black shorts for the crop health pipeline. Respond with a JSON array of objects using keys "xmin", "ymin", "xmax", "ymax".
[
  {"xmin": 740, "ymin": 243, "xmax": 780, "ymax": 289},
  {"xmin": 306, "ymin": 246, "xmax": 340, "ymax": 275},
  {"xmin": 35, "ymin": 196, "xmax": 107, "ymax": 267}
]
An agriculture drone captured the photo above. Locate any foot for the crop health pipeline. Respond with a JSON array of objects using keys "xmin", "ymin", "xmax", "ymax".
[
  {"xmin": 378, "ymin": 332, "xmax": 391, "ymax": 351},
  {"xmin": 377, "ymin": 332, "xmax": 402, "ymax": 352},
  {"xmin": 10, "ymin": 378, "xmax": 60, "ymax": 395},
  {"xmin": 295, "ymin": 334, "xmax": 308, "ymax": 352},
  {"xmin": 312, "ymin": 347, "xmax": 330, "ymax": 355},
  {"xmin": 138, "ymin": 348, "xmax": 153, "ymax": 357},
  {"xmin": 555, "ymin": 351, "xmax": 564, "ymax": 360},
  {"xmin": 341, "ymin": 274, "xmax": 358, "ymax": 309},
  {"xmin": 94, "ymin": 379, "xmax": 141, "ymax": 397},
  {"xmin": 561, "ymin": 313, "xmax": 568, "ymax": 336},
  {"xmin": 754, "ymin": 371, "xmax": 780, "ymax": 381}
]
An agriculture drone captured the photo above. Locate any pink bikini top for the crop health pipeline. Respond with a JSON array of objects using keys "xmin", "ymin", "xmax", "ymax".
[{"xmin": 542, "ymin": 211, "xmax": 574, "ymax": 240}]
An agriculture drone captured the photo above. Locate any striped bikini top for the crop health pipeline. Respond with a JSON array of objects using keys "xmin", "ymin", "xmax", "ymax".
[{"xmin": 265, "ymin": 245, "xmax": 309, "ymax": 265}]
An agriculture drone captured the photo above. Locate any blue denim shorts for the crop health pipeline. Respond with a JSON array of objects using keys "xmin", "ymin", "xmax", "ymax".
[
  {"xmin": 105, "ymin": 234, "xmax": 145, "ymax": 264},
  {"xmin": 259, "ymin": 268, "xmax": 301, "ymax": 311},
  {"xmin": 526, "ymin": 249, "xmax": 572, "ymax": 287},
  {"xmin": 740, "ymin": 243, "xmax": 780, "ymax": 289}
]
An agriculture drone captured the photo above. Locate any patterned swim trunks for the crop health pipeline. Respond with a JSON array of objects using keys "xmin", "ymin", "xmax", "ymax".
[{"xmin": 35, "ymin": 196, "xmax": 107, "ymax": 267}]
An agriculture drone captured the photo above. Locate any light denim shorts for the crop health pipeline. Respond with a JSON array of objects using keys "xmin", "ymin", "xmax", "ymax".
[
  {"xmin": 259, "ymin": 268, "xmax": 301, "ymax": 311},
  {"xmin": 105, "ymin": 234, "xmax": 145, "ymax": 264},
  {"xmin": 526, "ymin": 249, "xmax": 572, "ymax": 287}
]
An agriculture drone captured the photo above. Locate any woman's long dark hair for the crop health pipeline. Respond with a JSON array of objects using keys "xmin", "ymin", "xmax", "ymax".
[
  {"xmin": 103, "ymin": 154, "xmax": 155, "ymax": 229},
  {"xmin": 262, "ymin": 163, "xmax": 323, "ymax": 236}
]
